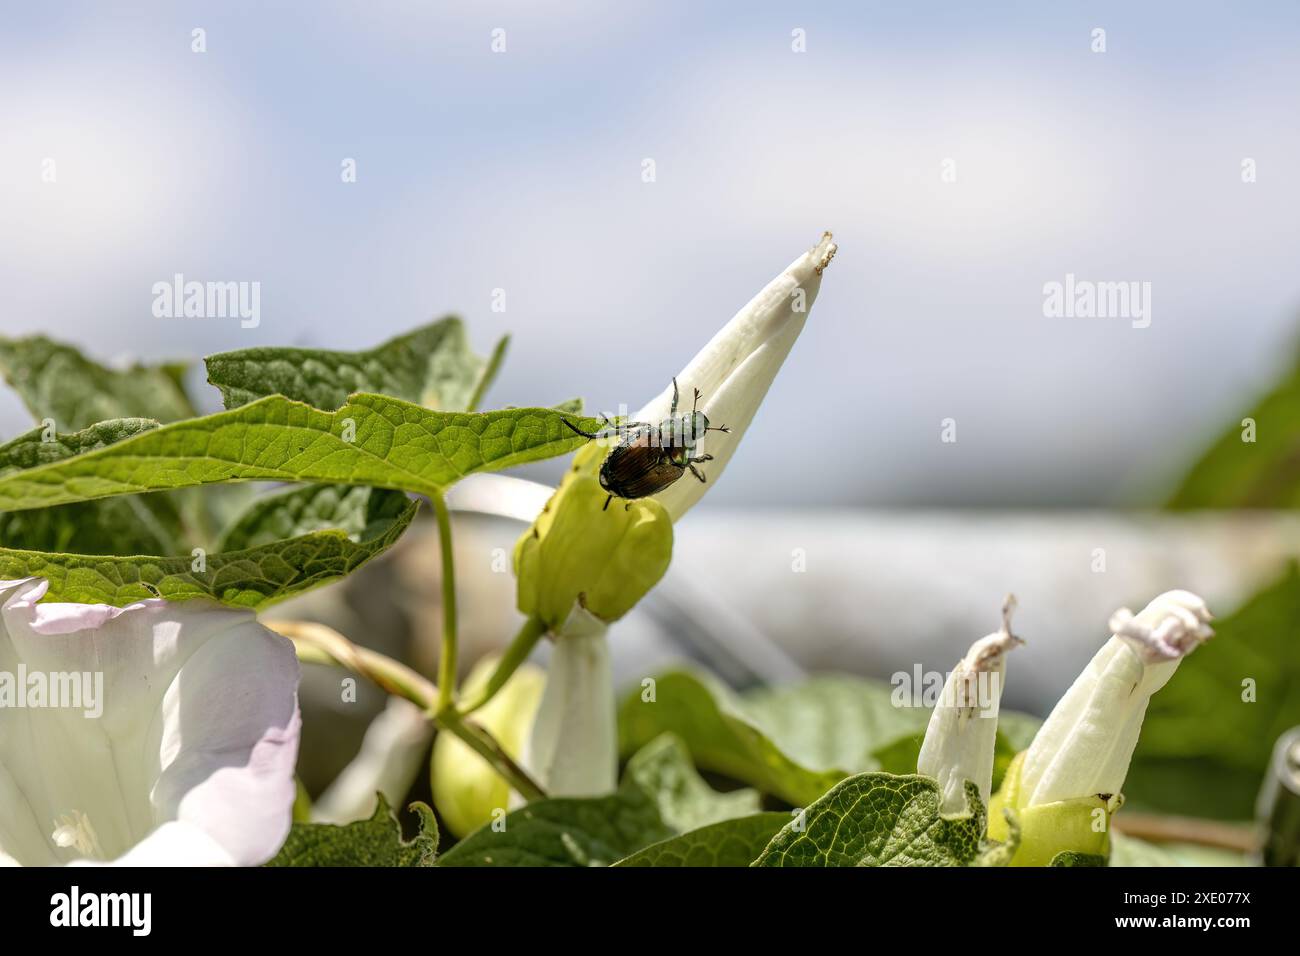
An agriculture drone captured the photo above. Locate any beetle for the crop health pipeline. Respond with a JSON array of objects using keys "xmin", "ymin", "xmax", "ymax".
[{"xmin": 563, "ymin": 378, "xmax": 730, "ymax": 510}]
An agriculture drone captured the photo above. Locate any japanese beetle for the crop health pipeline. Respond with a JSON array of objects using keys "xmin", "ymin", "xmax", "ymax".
[{"xmin": 564, "ymin": 378, "xmax": 730, "ymax": 510}]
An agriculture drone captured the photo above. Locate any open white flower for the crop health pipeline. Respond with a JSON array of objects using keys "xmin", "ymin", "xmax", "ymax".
[
  {"xmin": 522, "ymin": 233, "xmax": 836, "ymax": 796},
  {"xmin": 917, "ymin": 596, "xmax": 1021, "ymax": 813},
  {"xmin": 0, "ymin": 578, "xmax": 301, "ymax": 866},
  {"xmin": 1018, "ymin": 589, "xmax": 1213, "ymax": 808}
]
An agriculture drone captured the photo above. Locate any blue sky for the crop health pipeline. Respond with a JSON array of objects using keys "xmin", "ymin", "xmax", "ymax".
[{"xmin": 2, "ymin": 1, "xmax": 1298, "ymax": 506}]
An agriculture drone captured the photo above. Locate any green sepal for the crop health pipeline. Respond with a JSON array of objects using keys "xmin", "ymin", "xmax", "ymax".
[
  {"xmin": 514, "ymin": 442, "xmax": 672, "ymax": 629},
  {"xmin": 987, "ymin": 751, "xmax": 1117, "ymax": 866}
]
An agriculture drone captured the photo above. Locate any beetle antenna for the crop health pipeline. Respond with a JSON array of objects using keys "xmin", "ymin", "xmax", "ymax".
[{"xmin": 561, "ymin": 417, "xmax": 601, "ymax": 440}]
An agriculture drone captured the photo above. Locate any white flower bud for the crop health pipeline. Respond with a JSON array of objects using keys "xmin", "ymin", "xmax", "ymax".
[
  {"xmin": 521, "ymin": 235, "xmax": 836, "ymax": 797},
  {"xmin": 636, "ymin": 232, "xmax": 836, "ymax": 520}
]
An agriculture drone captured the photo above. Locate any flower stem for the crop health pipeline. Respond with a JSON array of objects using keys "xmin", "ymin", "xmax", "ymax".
[
  {"xmin": 271, "ymin": 619, "xmax": 546, "ymax": 802},
  {"xmin": 439, "ymin": 712, "xmax": 546, "ymax": 802},
  {"xmin": 275, "ymin": 619, "xmax": 437, "ymax": 706},
  {"xmin": 430, "ymin": 490, "xmax": 459, "ymax": 716},
  {"xmin": 1111, "ymin": 812, "xmax": 1258, "ymax": 853},
  {"xmin": 454, "ymin": 616, "xmax": 547, "ymax": 718}
]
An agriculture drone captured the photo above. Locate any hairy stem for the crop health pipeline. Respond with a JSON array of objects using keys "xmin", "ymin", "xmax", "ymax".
[
  {"xmin": 270, "ymin": 619, "xmax": 546, "ymax": 802},
  {"xmin": 274, "ymin": 619, "xmax": 437, "ymax": 706},
  {"xmin": 439, "ymin": 712, "xmax": 546, "ymax": 802}
]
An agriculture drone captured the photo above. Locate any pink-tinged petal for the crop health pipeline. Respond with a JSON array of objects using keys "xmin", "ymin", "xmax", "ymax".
[{"xmin": 0, "ymin": 578, "xmax": 301, "ymax": 866}]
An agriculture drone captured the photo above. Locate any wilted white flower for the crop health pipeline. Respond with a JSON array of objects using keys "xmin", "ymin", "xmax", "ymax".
[
  {"xmin": 1018, "ymin": 589, "xmax": 1213, "ymax": 808},
  {"xmin": 917, "ymin": 596, "xmax": 1021, "ymax": 813},
  {"xmin": 0, "ymin": 578, "xmax": 300, "ymax": 866}
]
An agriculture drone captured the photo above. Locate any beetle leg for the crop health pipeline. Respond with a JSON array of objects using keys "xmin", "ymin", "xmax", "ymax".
[
  {"xmin": 693, "ymin": 387, "xmax": 701, "ymax": 414},
  {"xmin": 603, "ymin": 494, "xmax": 613, "ymax": 511},
  {"xmin": 706, "ymin": 424, "xmax": 731, "ymax": 433},
  {"xmin": 670, "ymin": 377, "xmax": 680, "ymax": 417},
  {"xmin": 688, "ymin": 463, "xmax": 707, "ymax": 483}
]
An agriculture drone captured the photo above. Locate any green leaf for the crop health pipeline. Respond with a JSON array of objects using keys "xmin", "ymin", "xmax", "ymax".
[
  {"xmin": 0, "ymin": 420, "xmax": 187, "ymax": 556},
  {"xmin": 0, "ymin": 336, "xmax": 196, "ymax": 430},
  {"xmin": 435, "ymin": 780, "xmax": 672, "ymax": 867},
  {"xmin": 621, "ymin": 672, "xmax": 1045, "ymax": 809},
  {"xmin": 1107, "ymin": 832, "xmax": 1181, "ymax": 867},
  {"xmin": 620, "ymin": 672, "xmax": 1014, "ymax": 807},
  {"xmin": 619, "ymin": 671, "xmax": 845, "ymax": 806},
  {"xmin": 622, "ymin": 733, "xmax": 761, "ymax": 832},
  {"xmin": 0, "ymin": 497, "xmax": 183, "ymax": 556},
  {"xmin": 614, "ymin": 813, "xmax": 791, "ymax": 867},
  {"xmin": 870, "ymin": 709, "xmax": 1042, "ymax": 794},
  {"xmin": 467, "ymin": 335, "xmax": 510, "ymax": 413},
  {"xmin": 741, "ymin": 675, "xmax": 932, "ymax": 776},
  {"xmin": 0, "ymin": 393, "xmax": 600, "ymax": 512},
  {"xmin": 1125, "ymin": 566, "xmax": 1300, "ymax": 819},
  {"xmin": 1112, "ymin": 838, "xmax": 1248, "ymax": 867},
  {"xmin": 217, "ymin": 482, "xmax": 400, "ymax": 551},
  {"xmin": 1167, "ymin": 343, "xmax": 1300, "ymax": 507},
  {"xmin": 550, "ymin": 397, "xmax": 584, "ymax": 415},
  {"xmin": 206, "ymin": 317, "xmax": 506, "ymax": 413},
  {"xmin": 266, "ymin": 795, "xmax": 438, "ymax": 866},
  {"xmin": 753, "ymin": 774, "xmax": 986, "ymax": 867},
  {"xmin": 0, "ymin": 419, "xmax": 161, "ymax": 473},
  {"xmin": 1120, "ymin": 758, "xmax": 1261, "ymax": 821},
  {"xmin": 973, "ymin": 808, "xmax": 1020, "ymax": 867},
  {"xmin": 0, "ymin": 488, "xmax": 416, "ymax": 607}
]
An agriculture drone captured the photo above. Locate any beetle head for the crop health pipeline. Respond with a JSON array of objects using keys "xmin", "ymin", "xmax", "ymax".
[{"xmin": 683, "ymin": 411, "xmax": 710, "ymax": 447}]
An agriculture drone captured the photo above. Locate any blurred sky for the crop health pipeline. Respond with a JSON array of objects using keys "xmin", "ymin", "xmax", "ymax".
[{"xmin": 2, "ymin": 1, "xmax": 1298, "ymax": 507}]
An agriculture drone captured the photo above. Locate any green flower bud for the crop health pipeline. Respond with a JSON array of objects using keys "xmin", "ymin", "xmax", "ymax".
[
  {"xmin": 431, "ymin": 654, "xmax": 545, "ymax": 838},
  {"xmin": 514, "ymin": 450, "xmax": 673, "ymax": 631},
  {"xmin": 988, "ymin": 751, "xmax": 1116, "ymax": 866}
]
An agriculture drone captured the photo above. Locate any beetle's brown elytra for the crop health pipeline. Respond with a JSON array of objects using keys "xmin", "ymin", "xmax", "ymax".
[{"xmin": 562, "ymin": 378, "xmax": 731, "ymax": 510}]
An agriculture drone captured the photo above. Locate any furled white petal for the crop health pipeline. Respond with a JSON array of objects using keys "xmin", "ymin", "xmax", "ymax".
[
  {"xmin": 522, "ymin": 236, "xmax": 837, "ymax": 795},
  {"xmin": 522, "ymin": 607, "xmax": 617, "ymax": 797},
  {"xmin": 637, "ymin": 232, "xmax": 836, "ymax": 521},
  {"xmin": 313, "ymin": 696, "xmax": 433, "ymax": 824},
  {"xmin": 1019, "ymin": 590, "xmax": 1212, "ymax": 808},
  {"xmin": 917, "ymin": 597, "xmax": 1020, "ymax": 813},
  {"xmin": 0, "ymin": 578, "xmax": 301, "ymax": 866}
]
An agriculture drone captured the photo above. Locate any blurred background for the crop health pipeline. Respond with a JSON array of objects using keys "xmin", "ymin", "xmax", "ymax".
[
  {"xmin": 3, "ymin": 0, "xmax": 1299, "ymax": 506},
  {"xmin": 3, "ymin": 2, "xmax": 1298, "ymax": 848}
]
